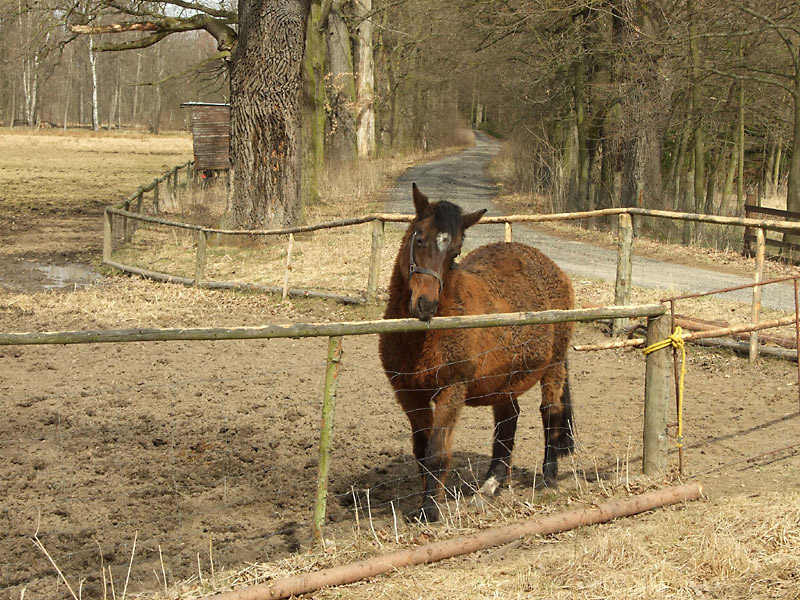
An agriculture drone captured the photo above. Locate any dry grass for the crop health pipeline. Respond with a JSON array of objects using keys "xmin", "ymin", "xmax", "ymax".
[
  {"xmin": 129, "ymin": 483, "xmax": 800, "ymax": 600},
  {"xmin": 0, "ymin": 129, "xmax": 193, "ymax": 210}
]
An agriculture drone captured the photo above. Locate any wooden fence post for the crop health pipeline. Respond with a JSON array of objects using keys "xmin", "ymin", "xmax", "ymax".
[
  {"xmin": 153, "ymin": 179, "xmax": 160, "ymax": 214},
  {"xmin": 282, "ymin": 233, "xmax": 294, "ymax": 302},
  {"xmin": 504, "ymin": 222, "xmax": 513, "ymax": 243},
  {"xmin": 123, "ymin": 199, "xmax": 132, "ymax": 243},
  {"xmin": 195, "ymin": 229, "xmax": 208, "ymax": 286},
  {"xmin": 313, "ymin": 335, "xmax": 343, "ymax": 543},
  {"xmin": 612, "ymin": 212, "xmax": 634, "ymax": 336},
  {"xmin": 749, "ymin": 227, "xmax": 766, "ymax": 362},
  {"xmin": 366, "ymin": 220, "xmax": 384, "ymax": 303},
  {"xmin": 643, "ymin": 313, "xmax": 671, "ymax": 476},
  {"xmin": 103, "ymin": 209, "xmax": 112, "ymax": 263}
]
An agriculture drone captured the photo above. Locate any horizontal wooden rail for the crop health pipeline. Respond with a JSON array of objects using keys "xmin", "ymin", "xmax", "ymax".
[
  {"xmin": 0, "ymin": 304, "xmax": 666, "ymax": 346},
  {"xmin": 574, "ymin": 313, "xmax": 798, "ymax": 352},
  {"xmin": 113, "ymin": 160, "xmax": 193, "ymax": 209},
  {"xmin": 106, "ymin": 205, "xmax": 800, "ymax": 239},
  {"xmin": 107, "ymin": 207, "xmax": 205, "ymax": 231},
  {"xmin": 627, "ymin": 207, "xmax": 800, "ymax": 234},
  {"xmin": 103, "ymin": 260, "xmax": 365, "ymax": 305}
]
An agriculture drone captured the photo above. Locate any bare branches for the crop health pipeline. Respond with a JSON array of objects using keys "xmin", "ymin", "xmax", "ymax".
[{"xmin": 68, "ymin": 10, "xmax": 238, "ymax": 53}]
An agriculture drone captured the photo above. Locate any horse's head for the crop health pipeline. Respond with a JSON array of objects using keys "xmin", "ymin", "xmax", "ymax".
[{"xmin": 404, "ymin": 183, "xmax": 486, "ymax": 321}]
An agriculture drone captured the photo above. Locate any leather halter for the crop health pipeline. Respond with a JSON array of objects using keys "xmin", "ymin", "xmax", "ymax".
[{"xmin": 408, "ymin": 232, "xmax": 444, "ymax": 293}]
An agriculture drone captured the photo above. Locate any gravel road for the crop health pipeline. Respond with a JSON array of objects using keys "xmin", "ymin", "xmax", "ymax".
[{"xmin": 387, "ymin": 132, "xmax": 795, "ymax": 313}]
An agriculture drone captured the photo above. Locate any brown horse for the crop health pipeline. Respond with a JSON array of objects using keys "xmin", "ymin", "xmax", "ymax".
[{"xmin": 379, "ymin": 184, "xmax": 576, "ymax": 522}]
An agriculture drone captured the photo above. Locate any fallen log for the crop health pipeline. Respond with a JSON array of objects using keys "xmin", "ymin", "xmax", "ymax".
[
  {"xmin": 210, "ymin": 483, "xmax": 704, "ymax": 600},
  {"xmin": 674, "ymin": 314, "xmax": 796, "ymax": 349},
  {"xmin": 691, "ymin": 337, "xmax": 797, "ymax": 361}
]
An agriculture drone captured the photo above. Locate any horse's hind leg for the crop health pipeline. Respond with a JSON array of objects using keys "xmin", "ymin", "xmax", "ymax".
[
  {"xmin": 540, "ymin": 360, "xmax": 575, "ymax": 486},
  {"xmin": 479, "ymin": 397, "xmax": 520, "ymax": 496}
]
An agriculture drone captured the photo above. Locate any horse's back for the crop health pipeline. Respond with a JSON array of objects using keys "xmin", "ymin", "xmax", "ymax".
[{"xmin": 460, "ymin": 242, "xmax": 573, "ymax": 313}]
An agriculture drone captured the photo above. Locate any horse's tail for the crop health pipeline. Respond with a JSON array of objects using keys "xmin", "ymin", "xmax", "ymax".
[{"xmin": 555, "ymin": 360, "xmax": 576, "ymax": 457}]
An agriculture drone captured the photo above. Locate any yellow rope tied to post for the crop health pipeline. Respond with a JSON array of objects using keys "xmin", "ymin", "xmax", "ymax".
[{"xmin": 642, "ymin": 326, "xmax": 686, "ymax": 449}]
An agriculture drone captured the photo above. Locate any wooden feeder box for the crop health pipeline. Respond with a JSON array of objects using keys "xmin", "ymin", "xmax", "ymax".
[{"xmin": 180, "ymin": 102, "xmax": 230, "ymax": 172}]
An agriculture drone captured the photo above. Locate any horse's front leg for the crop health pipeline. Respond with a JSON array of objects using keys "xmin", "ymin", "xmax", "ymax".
[
  {"xmin": 417, "ymin": 386, "xmax": 464, "ymax": 522},
  {"xmin": 480, "ymin": 397, "xmax": 520, "ymax": 496},
  {"xmin": 398, "ymin": 391, "xmax": 433, "ymax": 486}
]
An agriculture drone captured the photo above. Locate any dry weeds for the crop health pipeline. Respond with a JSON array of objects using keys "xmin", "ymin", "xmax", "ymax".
[{"xmin": 126, "ymin": 484, "xmax": 800, "ymax": 600}]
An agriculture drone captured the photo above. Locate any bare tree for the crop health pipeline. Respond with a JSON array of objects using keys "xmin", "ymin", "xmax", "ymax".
[{"xmin": 69, "ymin": 0, "xmax": 310, "ymax": 229}]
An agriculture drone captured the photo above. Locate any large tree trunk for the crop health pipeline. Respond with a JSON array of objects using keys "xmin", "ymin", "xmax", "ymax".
[
  {"xmin": 616, "ymin": 1, "xmax": 665, "ymax": 213},
  {"xmin": 719, "ymin": 144, "xmax": 738, "ymax": 216},
  {"xmin": 571, "ymin": 58, "xmax": 588, "ymax": 213},
  {"xmin": 326, "ymin": 0, "xmax": 356, "ymax": 162},
  {"xmin": 229, "ymin": 0, "xmax": 310, "ymax": 229},
  {"xmin": 303, "ymin": 0, "xmax": 328, "ymax": 203},
  {"xmin": 354, "ymin": 0, "xmax": 375, "ymax": 158}
]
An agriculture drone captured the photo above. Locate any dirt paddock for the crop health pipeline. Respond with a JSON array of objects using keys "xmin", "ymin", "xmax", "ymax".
[
  {"xmin": 2, "ymin": 282, "xmax": 799, "ymax": 599},
  {"xmin": 2, "ymin": 130, "xmax": 800, "ymax": 599}
]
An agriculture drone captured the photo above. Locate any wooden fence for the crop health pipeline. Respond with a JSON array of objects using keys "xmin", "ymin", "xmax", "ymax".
[
  {"xmin": 104, "ymin": 193, "xmax": 800, "ymax": 307},
  {"xmin": 0, "ymin": 303, "xmax": 669, "ymax": 540},
  {"xmin": 743, "ymin": 203, "xmax": 800, "ymax": 258},
  {"xmin": 104, "ymin": 165, "xmax": 800, "ymax": 365}
]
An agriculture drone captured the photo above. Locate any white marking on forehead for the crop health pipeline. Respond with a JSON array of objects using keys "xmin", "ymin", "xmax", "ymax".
[{"xmin": 436, "ymin": 232, "xmax": 451, "ymax": 251}]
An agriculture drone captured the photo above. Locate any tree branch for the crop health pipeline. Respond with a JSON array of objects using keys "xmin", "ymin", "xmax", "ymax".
[
  {"xmin": 70, "ymin": 21, "xmax": 160, "ymax": 35},
  {"xmin": 69, "ymin": 13, "xmax": 238, "ymax": 53},
  {"xmin": 735, "ymin": 3, "xmax": 799, "ymax": 74},
  {"xmin": 158, "ymin": 0, "xmax": 237, "ymax": 20},
  {"xmin": 711, "ymin": 68, "xmax": 797, "ymax": 98},
  {"xmin": 95, "ymin": 31, "xmax": 173, "ymax": 51}
]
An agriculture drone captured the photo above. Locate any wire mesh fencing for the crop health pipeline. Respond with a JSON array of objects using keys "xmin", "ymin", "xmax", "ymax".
[{"xmin": 1, "ymin": 306, "xmax": 670, "ymax": 599}]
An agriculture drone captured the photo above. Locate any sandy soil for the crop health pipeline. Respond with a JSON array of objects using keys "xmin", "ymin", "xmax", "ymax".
[
  {"xmin": 2, "ymin": 131, "xmax": 800, "ymax": 599},
  {"xmin": 3, "ymin": 291, "xmax": 799, "ymax": 600}
]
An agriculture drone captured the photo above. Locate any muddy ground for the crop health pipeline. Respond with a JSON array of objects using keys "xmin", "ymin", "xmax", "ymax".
[{"xmin": 2, "ymin": 131, "xmax": 800, "ymax": 599}]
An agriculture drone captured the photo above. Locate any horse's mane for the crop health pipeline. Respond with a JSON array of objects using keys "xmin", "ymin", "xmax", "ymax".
[{"xmin": 431, "ymin": 201, "xmax": 463, "ymax": 237}]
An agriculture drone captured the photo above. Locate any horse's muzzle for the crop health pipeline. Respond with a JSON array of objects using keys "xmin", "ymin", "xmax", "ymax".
[{"xmin": 411, "ymin": 297, "xmax": 438, "ymax": 322}]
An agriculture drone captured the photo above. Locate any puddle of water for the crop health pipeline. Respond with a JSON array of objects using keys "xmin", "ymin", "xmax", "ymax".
[{"xmin": 35, "ymin": 263, "xmax": 101, "ymax": 290}]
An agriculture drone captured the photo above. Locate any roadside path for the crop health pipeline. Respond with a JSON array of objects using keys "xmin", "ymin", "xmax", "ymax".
[{"xmin": 387, "ymin": 132, "xmax": 795, "ymax": 313}]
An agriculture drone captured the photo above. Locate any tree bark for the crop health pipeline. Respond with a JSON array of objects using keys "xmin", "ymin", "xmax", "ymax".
[
  {"xmin": 787, "ymin": 83, "xmax": 800, "ymax": 216},
  {"xmin": 303, "ymin": 0, "xmax": 327, "ymax": 203},
  {"xmin": 229, "ymin": 0, "xmax": 310, "ymax": 229},
  {"xmin": 326, "ymin": 0, "xmax": 357, "ymax": 162},
  {"xmin": 572, "ymin": 58, "xmax": 588, "ymax": 213},
  {"xmin": 616, "ymin": 0, "xmax": 664, "ymax": 213},
  {"xmin": 354, "ymin": 0, "xmax": 375, "ymax": 158},
  {"xmin": 719, "ymin": 144, "xmax": 738, "ymax": 216}
]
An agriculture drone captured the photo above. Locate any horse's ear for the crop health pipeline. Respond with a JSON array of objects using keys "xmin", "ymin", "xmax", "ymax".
[
  {"xmin": 412, "ymin": 183, "xmax": 429, "ymax": 216},
  {"xmin": 462, "ymin": 208, "xmax": 487, "ymax": 230}
]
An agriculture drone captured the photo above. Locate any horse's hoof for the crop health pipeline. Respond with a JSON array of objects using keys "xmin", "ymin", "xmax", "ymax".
[{"xmin": 479, "ymin": 475, "xmax": 502, "ymax": 496}]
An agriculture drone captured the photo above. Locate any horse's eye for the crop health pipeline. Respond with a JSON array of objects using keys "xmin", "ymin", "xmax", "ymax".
[{"xmin": 415, "ymin": 235, "xmax": 424, "ymax": 246}]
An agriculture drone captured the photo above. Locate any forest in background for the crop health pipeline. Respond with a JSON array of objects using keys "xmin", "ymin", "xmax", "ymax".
[{"xmin": 0, "ymin": 1, "xmax": 797, "ymax": 229}]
